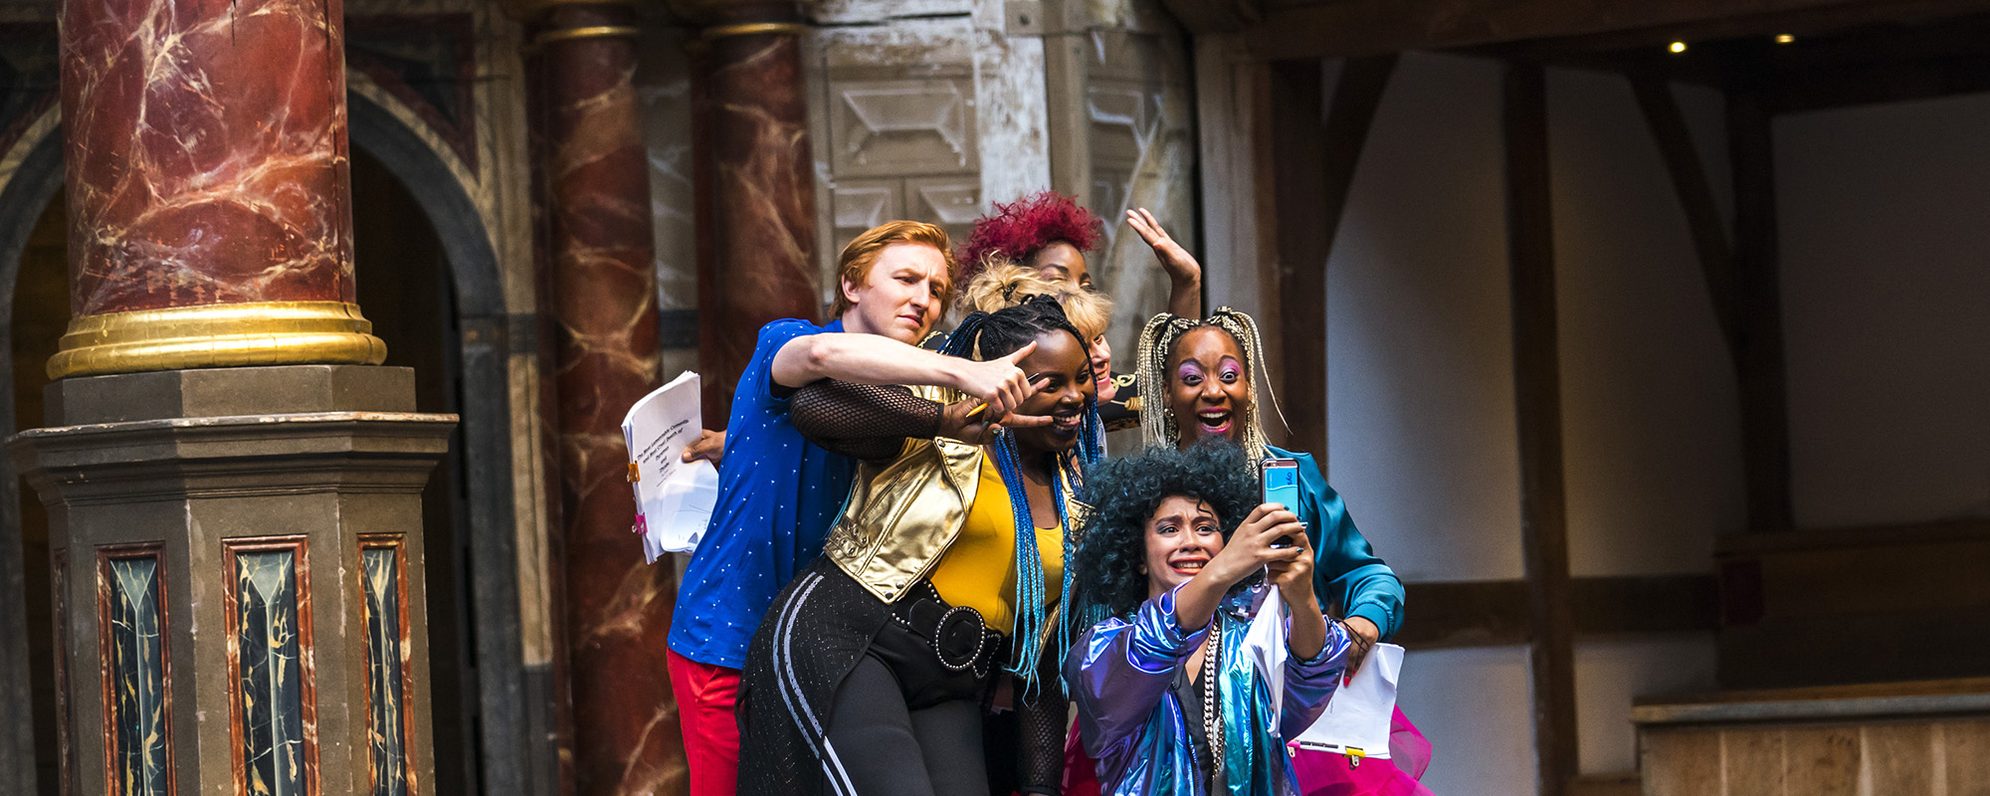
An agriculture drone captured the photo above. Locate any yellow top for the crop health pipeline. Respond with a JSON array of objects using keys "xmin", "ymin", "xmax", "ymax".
[{"xmin": 928, "ymin": 455, "xmax": 1064, "ymax": 635}]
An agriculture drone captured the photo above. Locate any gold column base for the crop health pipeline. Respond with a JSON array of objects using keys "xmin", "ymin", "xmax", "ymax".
[{"xmin": 47, "ymin": 301, "xmax": 389, "ymax": 379}]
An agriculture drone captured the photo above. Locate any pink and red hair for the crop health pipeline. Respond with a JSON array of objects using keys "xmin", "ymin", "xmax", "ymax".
[{"xmin": 956, "ymin": 191, "xmax": 1105, "ymax": 281}]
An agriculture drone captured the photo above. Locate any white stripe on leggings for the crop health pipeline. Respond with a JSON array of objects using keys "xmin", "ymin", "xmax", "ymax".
[{"xmin": 772, "ymin": 572, "xmax": 858, "ymax": 795}]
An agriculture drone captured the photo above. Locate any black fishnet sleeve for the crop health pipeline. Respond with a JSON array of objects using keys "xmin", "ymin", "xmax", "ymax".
[
  {"xmin": 789, "ymin": 379, "xmax": 944, "ymax": 461},
  {"xmin": 1015, "ymin": 641, "xmax": 1068, "ymax": 795}
]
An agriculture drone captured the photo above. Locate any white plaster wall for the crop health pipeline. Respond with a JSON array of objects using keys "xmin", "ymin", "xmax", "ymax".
[
  {"xmin": 1573, "ymin": 636, "xmax": 1718, "ymax": 775},
  {"xmin": 1323, "ymin": 53, "xmax": 1734, "ymax": 782},
  {"xmin": 1777, "ymin": 95, "xmax": 1990, "ymax": 529},
  {"xmin": 1395, "ymin": 646, "xmax": 1538, "ymax": 794},
  {"xmin": 1326, "ymin": 52, "xmax": 1524, "ymax": 582},
  {"xmin": 1546, "ymin": 69, "xmax": 1745, "ymax": 576}
]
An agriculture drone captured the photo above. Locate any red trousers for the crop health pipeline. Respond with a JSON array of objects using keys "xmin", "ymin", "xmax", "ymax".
[{"xmin": 667, "ymin": 649, "xmax": 741, "ymax": 796}]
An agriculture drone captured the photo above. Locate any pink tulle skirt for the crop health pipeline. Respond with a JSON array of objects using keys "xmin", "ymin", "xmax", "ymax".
[
  {"xmin": 1288, "ymin": 707, "xmax": 1433, "ymax": 796},
  {"xmin": 1061, "ymin": 707, "xmax": 1433, "ymax": 796}
]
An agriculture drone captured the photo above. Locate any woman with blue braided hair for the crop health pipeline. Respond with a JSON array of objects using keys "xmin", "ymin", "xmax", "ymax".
[
  {"xmin": 736, "ymin": 295, "xmax": 1104, "ymax": 796},
  {"xmin": 1065, "ymin": 441, "xmax": 1353, "ymax": 795}
]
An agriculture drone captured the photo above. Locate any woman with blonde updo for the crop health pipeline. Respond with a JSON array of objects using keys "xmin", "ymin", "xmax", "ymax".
[{"xmin": 956, "ymin": 259, "xmax": 1120, "ymax": 403}]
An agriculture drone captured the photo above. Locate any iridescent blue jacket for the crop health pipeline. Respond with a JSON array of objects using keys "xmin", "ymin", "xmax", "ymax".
[{"xmin": 1067, "ymin": 584, "xmax": 1351, "ymax": 795}]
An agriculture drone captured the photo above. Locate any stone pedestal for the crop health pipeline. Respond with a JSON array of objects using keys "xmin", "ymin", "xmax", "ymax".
[{"xmin": 11, "ymin": 365, "xmax": 455, "ymax": 795}]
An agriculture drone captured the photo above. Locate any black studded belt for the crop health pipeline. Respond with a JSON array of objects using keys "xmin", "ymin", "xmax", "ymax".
[{"xmin": 890, "ymin": 580, "xmax": 1003, "ymax": 680}]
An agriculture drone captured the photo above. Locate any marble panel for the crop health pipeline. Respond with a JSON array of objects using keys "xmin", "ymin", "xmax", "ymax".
[
  {"xmin": 361, "ymin": 542, "xmax": 410, "ymax": 796},
  {"xmin": 229, "ymin": 545, "xmax": 313, "ymax": 796},
  {"xmin": 635, "ymin": 23, "xmax": 697, "ymax": 317},
  {"xmin": 346, "ymin": 14, "xmax": 479, "ymax": 170},
  {"xmin": 101, "ymin": 550, "xmax": 169, "ymax": 796}
]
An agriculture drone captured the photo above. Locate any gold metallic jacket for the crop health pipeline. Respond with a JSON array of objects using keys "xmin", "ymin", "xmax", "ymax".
[{"xmin": 821, "ymin": 388, "xmax": 1088, "ymax": 608}]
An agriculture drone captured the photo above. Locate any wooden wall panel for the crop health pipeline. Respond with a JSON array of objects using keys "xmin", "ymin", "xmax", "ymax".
[
  {"xmin": 1944, "ymin": 721, "xmax": 1990, "ymax": 794},
  {"xmin": 1719, "ymin": 730, "xmax": 1784, "ymax": 794},
  {"xmin": 1862, "ymin": 723, "xmax": 1935, "ymax": 793},
  {"xmin": 1639, "ymin": 729, "xmax": 1721, "ymax": 796},
  {"xmin": 1640, "ymin": 717, "xmax": 1990, "ymax": 795},
  {"xmin": 1779, "ymin": 727, "xmax": 1857, "ymax": 796}
]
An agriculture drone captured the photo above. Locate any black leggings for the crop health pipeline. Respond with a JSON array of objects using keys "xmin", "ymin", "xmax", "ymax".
[{"xmin": 823, "ymin": 619, "xmax": 990, "ymax": 796}]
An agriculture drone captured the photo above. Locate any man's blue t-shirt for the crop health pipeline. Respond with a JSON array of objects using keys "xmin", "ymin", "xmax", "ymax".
[{"xmin": 667, "ymin": 318, "xmax": 857, "ymax": 669}]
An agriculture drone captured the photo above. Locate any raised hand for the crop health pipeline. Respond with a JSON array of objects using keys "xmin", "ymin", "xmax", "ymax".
[
  {"xmin": 951, "ymin": 341, "xmax": 1038, "ymax": 419},
  {"xmin": 1262, "ymin": 522, "xmax": 1318, "ymax": 610},
  {"xmin": 1126, "ymin": 208, "xmax": 1202, "ymax": 284},
  {"xmin": 1263, "ymin": 524, "xmax": 1332, "ymax": 661},
  {"xmin": 937, "ymin": 398, "xmax": 1053, "ymax": 445},
  {"xmin": 1199, "ymin": 503, "xmax": 1307, "ymax": 590}
]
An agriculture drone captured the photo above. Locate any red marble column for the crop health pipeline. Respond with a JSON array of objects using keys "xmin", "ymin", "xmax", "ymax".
[
  {"xmin": 60, "ymin": 0, "xmax": 354, "ymax": 315},
  {"xmin": 687, "ymin": 6, "xmax": 821, "ymax": 421},
  {"xmin": 51, "ymin": 0, "xmax": 383, "ymax": 380},
  {"xmin": 527, "ymin": 3, "xmax": 678, "ymax": 793}
]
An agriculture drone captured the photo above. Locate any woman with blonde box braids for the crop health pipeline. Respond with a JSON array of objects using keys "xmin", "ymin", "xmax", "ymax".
[{"xmin": 1064, "ymin": 308, "xmax": 1430, "ymax": 795}]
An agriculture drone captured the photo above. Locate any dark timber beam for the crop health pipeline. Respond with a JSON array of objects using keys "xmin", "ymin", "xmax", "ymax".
[
  {"xmin": 1630, "ymin": 78, "xmax": 1742, "ymax": 355},
  {"xmin": 1395, "ymin": 575, "xmax": 1722, "ymax": 648},
  {"xmin": 1268, "ymin": 56, "xmax": 1395, "ymax": 460},
  {"xmin": 1727, "ymin": 85, "xmax": 1796, "ymax": 534},
  {"xmin": 1241, "ymin": 0, "xmax": 1990, "ymax": 60},
  {"xmin": 1503, "ymin": 61, "xmax": 1578, "ymax": 796},
  {"xmin": 1158, "ymin": 0, "xmax": 1264, "ymax": 33}
]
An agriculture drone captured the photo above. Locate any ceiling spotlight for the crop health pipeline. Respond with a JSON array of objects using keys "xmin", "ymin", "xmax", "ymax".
[
  {"xmin": 1774, "ymin": 34, "xmax": 1796, "ymax": 44},
  {"xmin": 1668, "ymin": 40, "xmax": 1688, "ymax": 54}
]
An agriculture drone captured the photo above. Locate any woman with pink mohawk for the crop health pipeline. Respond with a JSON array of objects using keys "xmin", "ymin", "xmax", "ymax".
[{"xmin": 958, "ymin": 192, "xmax": 1202, "ymax": 410}]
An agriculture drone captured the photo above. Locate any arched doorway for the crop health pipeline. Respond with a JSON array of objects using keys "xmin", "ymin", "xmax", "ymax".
[{"xmin": 350, "ymin": 141, "xmax": 478, "ymax": 795}]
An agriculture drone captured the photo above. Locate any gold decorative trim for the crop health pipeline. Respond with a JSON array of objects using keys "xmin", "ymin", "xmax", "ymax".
[
  {"xmin": 531, "ymin": 24, "xmax": 641, "ymax": 47},
  {"xmin": 48, "ymin": 301, "xmax": 387, "ymax": 379},
  {"xmin": 699, "ymin": 21, "xmax": 808, "ymax": 40}
]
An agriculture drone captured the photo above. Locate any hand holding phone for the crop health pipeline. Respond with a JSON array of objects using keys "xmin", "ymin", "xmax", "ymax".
[{"xmin": 1261, "ymin": 457, "xmax": 1301, "ymax": 548}]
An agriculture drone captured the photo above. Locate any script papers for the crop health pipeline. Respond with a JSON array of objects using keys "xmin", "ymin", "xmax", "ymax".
[
  {"xmin": 1241, "ymin": 590, "xmax": 1291, "ymax": 730},
  {"xmin": 1295, "ymin": 642, "xmax": 1405, "ymax": 760},
  {"xmin": 1239, "ymin": 594, "xmax": 1405, "ymax": 759},
  {"xmin": 622, "ymin": 370, "xmax": 720, "ymax": 563}
]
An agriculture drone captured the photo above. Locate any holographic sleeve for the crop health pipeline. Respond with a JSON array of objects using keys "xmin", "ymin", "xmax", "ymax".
[
  {"xmin": 1278, "ymin": 616, "xmax": 1352, "ymax": 741},
  {"xmin": 1065, "ymin": 585, "xmax": 1208, "ymax": 757}
]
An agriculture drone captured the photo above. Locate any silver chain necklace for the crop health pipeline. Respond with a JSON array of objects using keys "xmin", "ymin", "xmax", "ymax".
[{"xmin": 1201, "ymin": 618, "xmax": 1224, "ymax": 792}]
